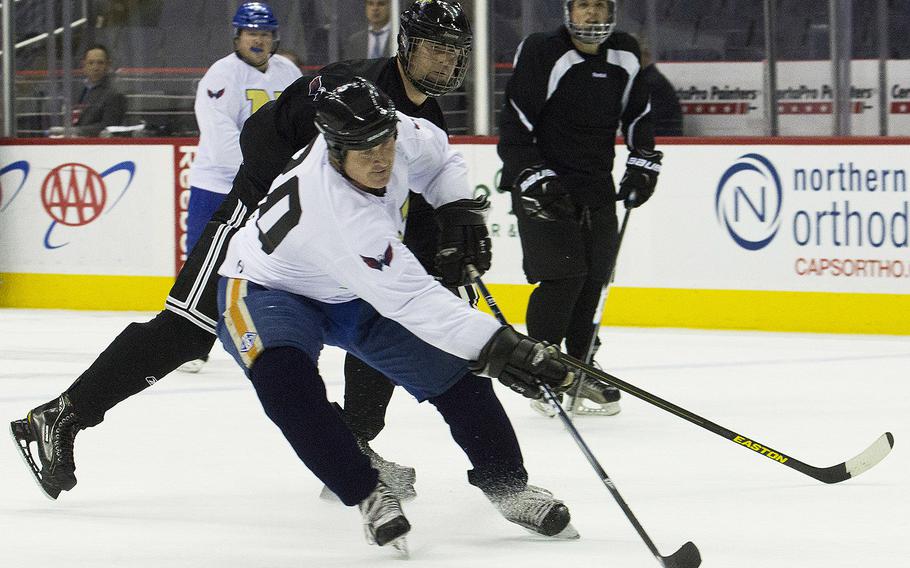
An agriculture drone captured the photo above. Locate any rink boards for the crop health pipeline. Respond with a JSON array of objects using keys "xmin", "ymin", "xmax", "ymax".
[{"xmin": 1, "ymin": 137, "xmax": 908, "ymax": 334}]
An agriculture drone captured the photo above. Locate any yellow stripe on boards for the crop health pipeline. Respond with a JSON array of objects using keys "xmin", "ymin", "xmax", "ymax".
[
  {"xmin": 477, "ymin": 284, "xmax": 910, "ymax": 335},
  {"xmin": 2, "ymin": 274, "xmax": 907, "ymax": 335},
  {"xmin": 0, "ymin": 273, "xmax": 174, "ymax": 311}
]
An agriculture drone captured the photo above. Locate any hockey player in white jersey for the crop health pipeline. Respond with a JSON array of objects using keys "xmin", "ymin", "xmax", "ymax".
[
  {"xmin": 217, "ymin": 78, "xmax": 579, "ymax": 552},
  {"xmin": 179, "ymin": 1, "xmax": 301, "ymax": 372}
]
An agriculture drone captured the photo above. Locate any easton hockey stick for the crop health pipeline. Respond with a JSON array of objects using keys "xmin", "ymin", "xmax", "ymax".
[
  {"xmin": 566, "ymin": 206, "xmax": 632, "ymax": 418},
  {"xmin": 468, "ymin": 266, "xmax": 701, "ymax": 568},
  {"xmin": 558, "ymin": 352, "xmax": 894, "ymax": 484}
]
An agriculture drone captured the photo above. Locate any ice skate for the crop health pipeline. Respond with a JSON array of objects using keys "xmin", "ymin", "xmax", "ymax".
[
  {"xmin": 321, "ymin": 438, "xmax": 417, "ymax": 502},
  {"xmin": 359, "ymin": 481, "xmax": 411, "ymax": 556},
  {"xmin": 486, "ymin": 484, "xmax": 579, "ymax": 539},
  {"xmin": 9, "ymin": 394, "xmax": 84, "ymax": 500},
  {"xmin": 177, "ymin": 354, "xmax": 209, "ymax": 373},
  {"xmin": 530, "ymin": 393, "xmax": 561, "ymax": 417},
  {"xmin": 567, "ymin": 375, "xmax": 621, "ymax": 416}
]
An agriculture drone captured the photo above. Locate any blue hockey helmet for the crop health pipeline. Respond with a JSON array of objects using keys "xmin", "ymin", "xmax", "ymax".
[
  {"xmin": 232, "ymin": 2, "xmax": 279, "ymax": 32},
  {"xmin": 232, "ymin": 2, "xmax": 280, "ymax": 53}
]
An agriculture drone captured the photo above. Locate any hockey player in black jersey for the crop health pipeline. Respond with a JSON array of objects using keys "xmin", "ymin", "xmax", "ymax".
[
  {"xmin": 498, "ymin": 0, "xmax": 664, "ymax": 416},
  {"xmin": 10, "ymin": 0, "xmax": 472, "ymax": 503}
]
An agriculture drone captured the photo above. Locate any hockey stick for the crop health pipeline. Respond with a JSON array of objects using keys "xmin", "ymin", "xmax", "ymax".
[
  {"xmin": 560, "ymin": 351, "xmax": 894, "ymax": 484},
  {"xmin": 468, "ymin": 265, "xmax": 701, "ymax": 568},
  {"xmin": 566, "ymin": 207, "xmax": 632, "ymax": 418}
]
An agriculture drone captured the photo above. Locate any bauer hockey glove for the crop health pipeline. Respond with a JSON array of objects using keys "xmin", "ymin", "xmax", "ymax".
[
  {"xmin": 470, "ymin": 327, "xmax": 575, "ymax": 399},
  {"xmin": 515, "ymin": 166, "xmax": 575, "ymax": 222},
  {"xmin": 435, "ymin": 196, "xmax": 493, "ymax": 287},
  {"xmin": 617, "ymin": 149, "xmax": 663, "ymax": 208}
]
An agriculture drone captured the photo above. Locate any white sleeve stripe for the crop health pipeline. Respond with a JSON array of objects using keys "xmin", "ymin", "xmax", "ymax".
[
  {"xmin": 509, "ymin": 98, "xmax": 535, "ymax": 133},
  {"xmin": 513, "ymin": 39, "xmax": 525, "ymax": 67},
  {"xmin": 606, "ymin": 48, "xmax": 641, "ymax": 112},
  {"xmin": 547, "ymin": 50, "xmax": 585, "ymax": 102},
  {"xmin": 627, "ymin": 99, "xmax": 651, "ymax": 148}
]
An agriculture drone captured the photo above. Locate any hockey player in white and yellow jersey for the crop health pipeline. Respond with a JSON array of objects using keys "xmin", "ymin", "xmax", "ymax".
[
  {"xmin": 179, "ymin": 1, "xmax": 301, "ymax": 372},
  {"xmin": 216, "ymin": 78, "xmax": 579, "ymax": 553}
]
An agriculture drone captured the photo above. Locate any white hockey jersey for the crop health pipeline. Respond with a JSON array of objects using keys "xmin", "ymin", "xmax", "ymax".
[
  {"xmin": 220, "ymin": 114, "xmax": 502, "ymax": 361},
  {"xmin": 188, "ymin": 53, "xmax": 302, "ymax": 194}
]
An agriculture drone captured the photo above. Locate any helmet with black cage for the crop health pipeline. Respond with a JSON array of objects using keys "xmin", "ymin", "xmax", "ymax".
[{"xmin": 397, "ymin": 0, "xmax": 473, "ymax": 97}]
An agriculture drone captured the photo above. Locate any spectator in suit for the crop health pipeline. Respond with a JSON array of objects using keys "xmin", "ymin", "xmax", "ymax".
[
  {"xmin": 638, "ymin": 37, "xmax": 683, "ymax": 137},
  {"xmin": 342, "ymin": 0, "xmax": 394, "ymax": 60},
  {"xmin": 71, "ymin": 44, "xmax": 127, "ymax": 137}
]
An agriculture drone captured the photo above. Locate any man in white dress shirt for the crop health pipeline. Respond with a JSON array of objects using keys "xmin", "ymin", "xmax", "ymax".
[{"xmin": 343, "ymin": 0, "xmax": 395, "ymax": 60}]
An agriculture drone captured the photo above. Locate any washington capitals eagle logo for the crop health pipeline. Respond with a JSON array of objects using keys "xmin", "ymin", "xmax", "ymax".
[
  {"xmin": 361, "ymin": 243, "xmax": 394, "ymax": 271},
  {"xmin": 308, "ymin": 75, "xmax": 327, "ymax": 100},
  {"xmin": 207, "ymin": 88, "xmax": 225, "ymax": 99}
]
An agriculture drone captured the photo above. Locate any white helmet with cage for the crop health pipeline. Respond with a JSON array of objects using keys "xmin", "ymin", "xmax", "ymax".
[{"xmin": 564, "ymin": 0, "xmax": 617, "ymax": 45}]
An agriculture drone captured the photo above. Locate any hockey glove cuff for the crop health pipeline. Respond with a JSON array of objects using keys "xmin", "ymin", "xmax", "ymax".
[
  {"xmin": 617, "ymin": 149, "xmax": 663, "ymax": 208},
  {"xmin": 435, "ymin": 196, "xmax": 493, "ymax": 287},
  {"xmin": 470, "ymin": 327, "xmax": 575, "ymax": 399},
  {"xmin": 515, "ymin": 166, "xmax": 575, "ymax": 222}
]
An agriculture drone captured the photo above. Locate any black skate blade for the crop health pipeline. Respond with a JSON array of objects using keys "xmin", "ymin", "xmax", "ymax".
[
  {"xmin": 9, "ymin": 420, "xmax": 61, "ymax": 500},
  {"xmin": 374, "ymin": 516, "xmax": 411, "ymax": 547},
  {"xmin": 661, "ymin": 541, "xmax": 701, "ymax": 568}
]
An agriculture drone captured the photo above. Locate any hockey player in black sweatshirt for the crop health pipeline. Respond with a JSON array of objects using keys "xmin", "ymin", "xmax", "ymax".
[{"xmin": 498, "ymin": 0, "xmax": 664, "ymax": 416}]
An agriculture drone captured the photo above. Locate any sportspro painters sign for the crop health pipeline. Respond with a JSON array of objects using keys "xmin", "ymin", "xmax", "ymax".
[{"xmin": 661, "ymin": 60, "xmax": 910, "ymax": 136}]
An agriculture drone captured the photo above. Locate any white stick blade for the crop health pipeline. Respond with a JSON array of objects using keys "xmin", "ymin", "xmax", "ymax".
[{"xmin": 845, "ymin": 432, "xmax": 895, "ymax": 479}]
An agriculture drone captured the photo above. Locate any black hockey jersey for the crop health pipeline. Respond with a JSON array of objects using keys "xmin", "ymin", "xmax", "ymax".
[
  {"xmin": 498, "ymin": 29, "xmax": 655, "ymax": 207},
  {"xmin": 233, "ymin": 57, "xmax": 447, "ymax": 270}
]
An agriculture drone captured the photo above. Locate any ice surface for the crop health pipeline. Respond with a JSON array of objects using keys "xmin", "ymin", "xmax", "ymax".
[{"xmin": 1, "ymin": 309, "xmax": 906, "ymax": 567}]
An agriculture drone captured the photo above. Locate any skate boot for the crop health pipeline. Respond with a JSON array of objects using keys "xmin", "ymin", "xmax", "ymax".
[
  {"xmin": 486, "ymin": 484, "xmax": 579, "ymax": 539},
  {"xmin": 530, "ymin": 393, "xmax": 561, "ymax": 417},
  {"xmin": 9, "ymin": 394, "xmax": 84, "ymax": 499},
  {"xmin": 177, "ymin": 353, "xmax": 209, "ymax": 373},
  {"xmin": 567, "ymin": 374, "xmax": 621, "ymax": 416},
  {"xmin": 359, "ymin": 481, "xmax": 411, "ymax": 555},
  {"xmin": 321, "ymin": 438, "xmax": 417, "ymax": 502}
]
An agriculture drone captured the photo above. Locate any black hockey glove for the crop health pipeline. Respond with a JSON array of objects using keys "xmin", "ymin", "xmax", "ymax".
[
  {"xmin": 617, "ymin": 149, "xmax": 663, "ymax": 208},
  {"xmin": 470, "ymin": 327, "xmax": 575, "ymax": 399},
  {"xmin": 515, "ymin": 166, "xmax": 575, "ymax": 222},
  {"xmin": 435, "ymin": 196, "xmax": 493, "ymax": 287}
]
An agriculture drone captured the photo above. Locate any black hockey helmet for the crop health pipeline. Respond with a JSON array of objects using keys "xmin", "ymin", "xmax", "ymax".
[
  {"xmin": 315, "ymin": 77, "xmax": 399, "ymax": 166},
  {"xmin": 564, "ymin": 0, "xmax": 617, "ymax": 45},
  {"xmin": 397, "ymin": 0, "xmax": 473, "ymax": 97}
]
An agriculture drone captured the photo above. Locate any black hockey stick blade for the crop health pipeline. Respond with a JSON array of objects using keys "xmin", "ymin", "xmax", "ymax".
[
  {"xmin": 559, "ymin": 353, "xmax": 895, "ymax": 484},
  {"xmin": 467, "ymin": 266, "xmax": 701, "ymax": 568},
  {"xmin": 661, "ymin": 541, "xmax": 702, "ymax": 568}
]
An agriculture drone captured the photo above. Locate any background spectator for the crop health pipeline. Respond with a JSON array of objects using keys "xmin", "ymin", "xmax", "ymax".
[
  {"xmin": 637, "ymin": 36, "xmax": 683, "ymax": 137},
  {"xmin": 343, "ymin": 0, "xmax": 394, "ymax": 60},
  {"xmin": 71, "ymin": 44, "xmax": 127, "ymax": 137}
]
